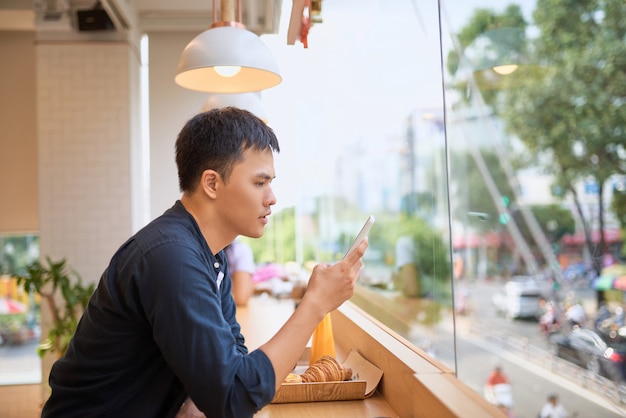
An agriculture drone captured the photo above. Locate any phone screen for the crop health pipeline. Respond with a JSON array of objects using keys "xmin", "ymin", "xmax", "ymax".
[{"xmin": 344, "ymin": 215, "xmax": 375, "ymax": 258}]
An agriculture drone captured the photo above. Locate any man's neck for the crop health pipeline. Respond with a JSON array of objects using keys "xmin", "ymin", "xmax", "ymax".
[{"xmin": 180, "ymin": 194, "xmax": 234, "ymax": 255}]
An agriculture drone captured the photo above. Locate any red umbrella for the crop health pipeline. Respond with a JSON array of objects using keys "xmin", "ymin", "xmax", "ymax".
[
  {"xmin": 613, "ymin": 276, "xmax": 626, "ymax": 291},
  {"xmin": 0, "ymin": 298, "xmax": 27, "ymax": 314}
]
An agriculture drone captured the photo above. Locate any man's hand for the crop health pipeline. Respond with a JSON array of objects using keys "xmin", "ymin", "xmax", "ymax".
[
  {"xmin": 258, "ymin": 237, "xmax": 368, "ymax": 391},
  {"xmin": 304, "ymin": 237, "xmax": 368, "ymax": 314}
]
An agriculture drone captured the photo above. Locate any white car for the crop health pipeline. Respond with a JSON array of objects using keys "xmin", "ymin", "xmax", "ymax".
[{"xmin": 492, "ymin": 276, "xmax": 552, "ymax": 320}]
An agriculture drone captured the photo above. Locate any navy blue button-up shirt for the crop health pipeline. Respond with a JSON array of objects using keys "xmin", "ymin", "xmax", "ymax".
[{"xmin": 42, "ymin": 201, "xmax": 276, "ymax": 418}]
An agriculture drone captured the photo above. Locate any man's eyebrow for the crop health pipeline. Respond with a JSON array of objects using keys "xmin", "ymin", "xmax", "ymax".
[{"xmin": 255, "ymin": 172, "xmax": 275, "ymax": 181}]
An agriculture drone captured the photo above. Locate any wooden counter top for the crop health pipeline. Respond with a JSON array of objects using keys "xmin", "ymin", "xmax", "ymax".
[
  {"xmin": 237, "ymin": 294, "xmax": 502, "ymax": 418},
  {"xmin": 235, "ymin": 295, "xmax": 295, "ymax": 350},
  {"xmin": 236, "ymin": 296, "xmax": 398, "ymax": 417}
]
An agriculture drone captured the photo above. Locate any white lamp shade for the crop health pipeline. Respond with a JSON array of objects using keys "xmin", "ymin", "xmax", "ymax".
[
  {"xmin": 200, "ymin": 93, "xmax": 268, "ymax": 123},
  {"xmin": 175, "ymin": 26, "xmax": 282, "ymax": 94}
]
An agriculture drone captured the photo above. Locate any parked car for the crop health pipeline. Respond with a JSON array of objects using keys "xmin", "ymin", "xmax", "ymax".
[
  {"xmin": 548, "ymin": 328, "xmax": 626, "ymax": 382},
  {"xmin": 492, "ymin": 276, "xmax": 551, "ymax": 320}
]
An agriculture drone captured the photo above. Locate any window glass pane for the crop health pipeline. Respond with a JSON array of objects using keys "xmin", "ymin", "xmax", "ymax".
[
  {"xmin": 442, "ymin": 1, "xmax": 625, "ymax": 416},
  {"xmin": 0, "ymin": 233, "xmax": 40, "ymax": 385},
  {"xmin": 260, "ymin": 0, "xmax": 457, "ymax": 372}
]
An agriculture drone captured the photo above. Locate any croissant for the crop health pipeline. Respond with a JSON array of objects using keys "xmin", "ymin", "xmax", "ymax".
[
  {"xmin": 300, "ymin": 355, "xmax": 352, "ymax": 383},
  {"xmin": 284, "ymin": 373, "xmax": 302, "ymax": 383}
]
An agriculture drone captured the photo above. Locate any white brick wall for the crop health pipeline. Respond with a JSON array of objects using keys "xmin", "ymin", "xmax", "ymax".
[{"xmin": 36, "ymin": 42, "xmax": 138, "ymax": 285}]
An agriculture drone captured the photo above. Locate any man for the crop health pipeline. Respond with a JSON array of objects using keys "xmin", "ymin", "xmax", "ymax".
[
  {"xmin": 539, "ymin": 393, "xmax": 570, "ymax": 418},
  {"xmin": 486, "ymin": 365, "xmax": 509, "ymax": 387},
  {"xmin": 565, "ymin": 298, "xmax": 586, "ymax": 327},
  {"xmin": 225, "ymin": 239, "xmax": 256, "ymax": 306},
  {"xmin": 41, "ymin": 108, "xmax": 368, "ymax": 417},
  {"xmin": 484, "ymin": 365, "xmax": 513, "ymax": 412}
]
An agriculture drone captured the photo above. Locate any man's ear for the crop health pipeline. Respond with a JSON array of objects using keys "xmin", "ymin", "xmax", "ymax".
[{"xmin": 201, "ymin": 169, "xmax": 221, "ymax": 199}]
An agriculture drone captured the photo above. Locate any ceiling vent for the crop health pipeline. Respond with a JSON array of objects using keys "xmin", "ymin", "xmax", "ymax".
[{"xmin": 76, "ymin": 2, "xmax": 114, "ymax": 31}]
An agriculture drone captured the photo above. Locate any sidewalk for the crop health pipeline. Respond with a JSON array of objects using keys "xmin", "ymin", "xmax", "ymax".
[{"xmin": 0, "ymin": 340, "xmax": 41, "ymax": 385}]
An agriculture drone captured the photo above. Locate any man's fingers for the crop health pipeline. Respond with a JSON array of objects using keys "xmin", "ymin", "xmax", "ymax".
[
  {"xmin": 344, "ymin": 237, "xmax": 368, "ymax": 264},
  {"xmin": 344, "ymin": 237, "xmax": 367, "ymax": 281}
]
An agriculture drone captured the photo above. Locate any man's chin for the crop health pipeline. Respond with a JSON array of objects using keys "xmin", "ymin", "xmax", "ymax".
[{"xmin": 243, "ymin": 231, "xmax": 264, "ymax": 239}]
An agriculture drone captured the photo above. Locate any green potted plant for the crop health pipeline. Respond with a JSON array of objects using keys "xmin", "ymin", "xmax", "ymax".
[{"xmin": 16, "ymin": 257, "xmax": 95, "ymax": 358}]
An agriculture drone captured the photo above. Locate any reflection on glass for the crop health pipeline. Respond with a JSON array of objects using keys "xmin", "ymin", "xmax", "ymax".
[
  {"xmin": 255, "ymin": 0, "xmax": 625, "ymax": 416},
  {"xmin": 442, "ymin": 0, "xmax": 625, "ymax": 416},
  {"xmin": 257, "ymin": 0, "xmax": 457, "ymax": 375}
]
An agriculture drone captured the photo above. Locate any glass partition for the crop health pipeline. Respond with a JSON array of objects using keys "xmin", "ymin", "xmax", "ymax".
[
  {"xmin": 441, "ymin": 1, "xmax": 625, "ymax": 417},
  {"xmin": 257, "ymin": 0, "xmax": 457, "ymax": 369},
  {"xmin": 255, "ymin": 1, "xmax": 626, "ymax": 417}
]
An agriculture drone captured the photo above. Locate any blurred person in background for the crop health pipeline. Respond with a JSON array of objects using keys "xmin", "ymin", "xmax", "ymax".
[
  {"xmin": 564, "ymin": 297, "xmax": 586, "ymax": 329},
  {"xmin": 484, "ymin": 365, "xmax": 513, "ymax": 413},
  {"xmin": 225, "ymin": 239, "xmax": 256, "ymax": 306},
  {"xmin": 486, "ymin": 365, "xmax": 509, "ymax": 387},
  {"xmin": 539, "ymin": 393, "xmax": 571, "ymax": 418}
]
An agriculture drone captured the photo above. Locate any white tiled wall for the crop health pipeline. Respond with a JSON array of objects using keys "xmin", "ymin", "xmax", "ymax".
[
  {"xmin": 35, "ymin": 42, "xmax": 138, "ymax": 290},
  {"xmin": 35, "ymin": 40, "xmax": 141, "ymax": 397}
]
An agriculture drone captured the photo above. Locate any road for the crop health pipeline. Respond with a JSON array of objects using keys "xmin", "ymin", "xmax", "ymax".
[{"xmin": 412, "ymin": 279, "xmax": 626, "ymax": 418}]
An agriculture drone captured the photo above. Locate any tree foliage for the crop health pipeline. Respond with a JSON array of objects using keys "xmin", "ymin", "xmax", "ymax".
[
  {"xmin": 500, "ymin": 0, "xmax": 626, "ymax": 267},
  {"xmin": 612, "ymin": 188, "xmax": 626, "ymax": 230},
  {"xmin": 448, "ymin": 150, "xmax": 516, "ymax": 230},
  {"xmin": 374, "ymin": 214, "xmax": 451, "ymax": 281},
  {"xmin": 245, "ymin": 207, "xmax": 298, "ymax": 264},
  {"xmin": 512, "ymin": 204, "xmax": 576, "ymax": 246}
]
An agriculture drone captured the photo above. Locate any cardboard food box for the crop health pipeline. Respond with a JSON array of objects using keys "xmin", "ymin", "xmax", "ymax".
[{"xmin": 271, "ymin": 349, "xmax": 383, "ymax": 404}]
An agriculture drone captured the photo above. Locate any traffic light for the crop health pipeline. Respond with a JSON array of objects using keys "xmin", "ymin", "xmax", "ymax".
[{"xmin": 499, "ymin": 195, "xmax": 511, "ymax": 224}]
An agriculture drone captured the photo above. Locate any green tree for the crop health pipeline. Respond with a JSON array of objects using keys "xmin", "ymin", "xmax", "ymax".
[
  {"xmin": 375, "ymin": 214, "xmax": 451, "ymax": 282},
  {"xmin": 448, "ymin": 150, "xmax": 516, "ymax": 231},
  {"xmin": 511, "ymin": 204, "xmax": 575, "ymax": 255},
  {"xmin": 0, "ymin": 234, "xmax": 39, "ymax": 276},
  {"xmin": 245, "ymin": 207, "xmax": 297, "ymax": 264},
  {"xmin": 501, "ymin": 0, "xmax": 626, "ymax": 271},
  {"xmin": 611, "ymin": 187, "xmax": 626, "ymax": 230},
  {"xmin": 611, "ymin": 185, "xmax": 626, "ymax": 258}
]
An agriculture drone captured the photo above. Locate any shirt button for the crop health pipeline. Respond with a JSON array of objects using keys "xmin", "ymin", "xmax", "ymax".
[{"xmin": 214, "ymin": 262, "xmax": 220, "ymax": 268}]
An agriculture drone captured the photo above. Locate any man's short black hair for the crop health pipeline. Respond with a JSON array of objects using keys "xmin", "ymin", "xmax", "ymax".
[{"xmin": 175, "ymin": 107, "xmax": 280, "ymax": 192}]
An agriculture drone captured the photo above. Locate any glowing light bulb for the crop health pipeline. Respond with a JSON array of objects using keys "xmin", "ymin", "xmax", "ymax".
[
  {"xmin": 493, "ymin": 64, "xmax": 518, "ymax": 75},
  {"xmin": 214, "ymin": 66, "xmax": 242, "ymax": 77}
]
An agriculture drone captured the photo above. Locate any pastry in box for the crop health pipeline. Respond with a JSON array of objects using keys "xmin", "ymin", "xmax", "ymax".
[{"xmin": 271, "ymin": 349, "xmax": 383, "ymax": 403}]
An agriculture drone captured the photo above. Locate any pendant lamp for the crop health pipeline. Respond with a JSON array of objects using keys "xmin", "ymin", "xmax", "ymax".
[
  {"xmin": 200, "ymin": 93, "xmax": 268, "ymax": 123},
  {"xmin": 464, "ymin": 28, "xmax": 525, "ymax": 74},
  {"xmin": 462, "ymin": 27, "xmax": 543, "ymax": 90},
  {"xmin": 175, "ymin": 0, "xmax": 282, "ymax": 94}
]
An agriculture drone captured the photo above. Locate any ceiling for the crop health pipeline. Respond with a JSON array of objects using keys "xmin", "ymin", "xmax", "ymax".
[{"xmin": 0, "ymin": 0, "xmax": 284, "ymax": 35}]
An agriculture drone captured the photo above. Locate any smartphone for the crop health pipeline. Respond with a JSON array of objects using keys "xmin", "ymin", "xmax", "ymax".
[{"xmin": 344, "ymin": 215, "xmax": 375, "ymax": 258}]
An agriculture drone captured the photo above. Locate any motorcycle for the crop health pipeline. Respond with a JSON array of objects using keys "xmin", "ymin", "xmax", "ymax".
[{"xmin": 539, "ymin": 301, "xmax": 562, "ymax": 338}]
